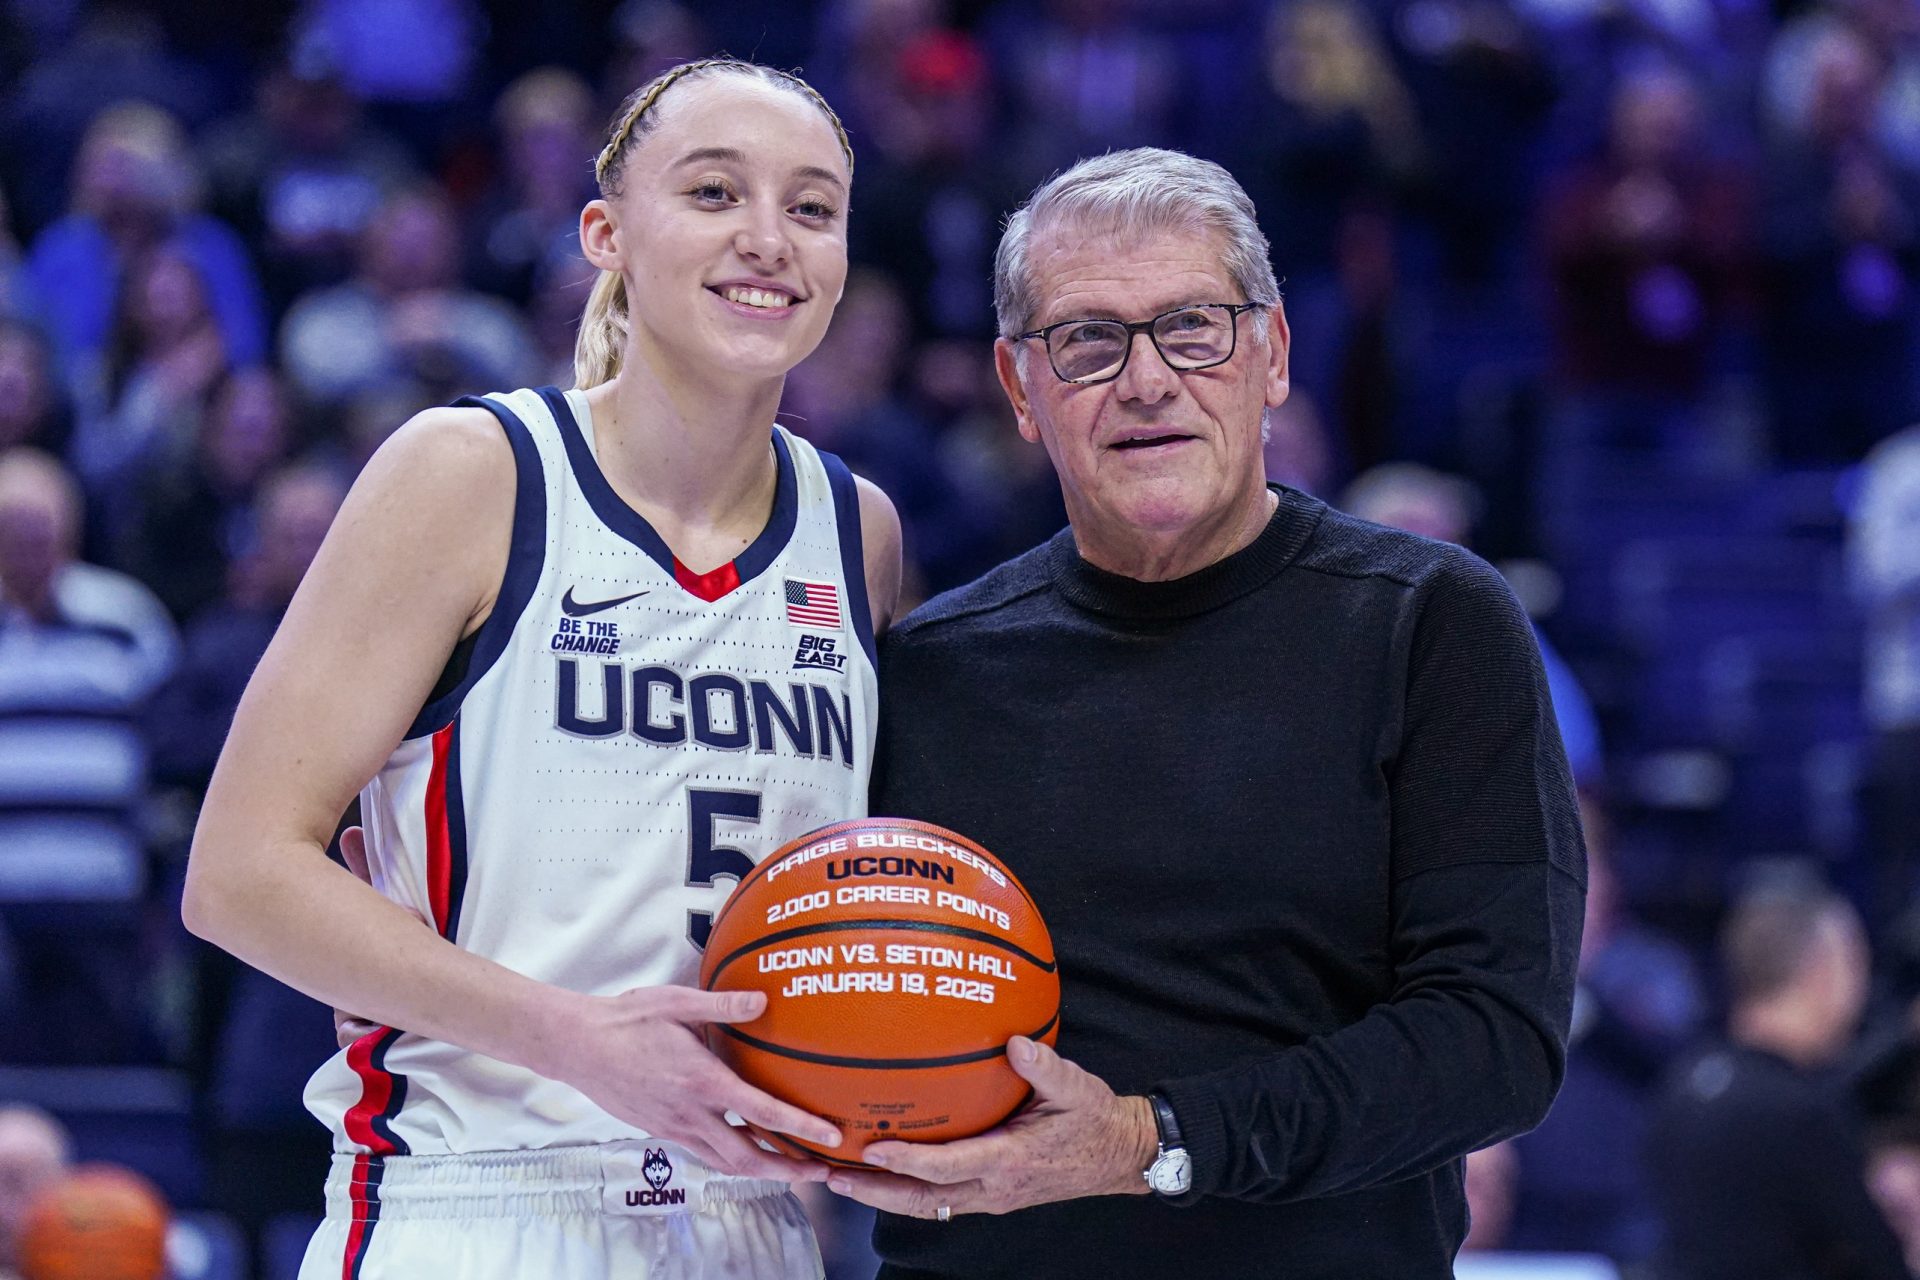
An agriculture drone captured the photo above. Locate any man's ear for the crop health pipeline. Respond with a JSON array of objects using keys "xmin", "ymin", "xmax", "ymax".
[
  {"xmin": 1262, "ymin": 301, "xmax": 1291, "ymax": 411},
  {"xmin": 994, "ymin": 338, "xmax": 1043, "ymax": 445},
  {"xmin": 580, "ymin": 199, "xmax": 621, "ymax": 272}
]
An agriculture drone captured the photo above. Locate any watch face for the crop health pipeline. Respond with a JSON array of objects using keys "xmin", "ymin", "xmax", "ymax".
[{"xmin": 1148, "ymin": 1149, "xmax": 1192, "ymax": 1195}]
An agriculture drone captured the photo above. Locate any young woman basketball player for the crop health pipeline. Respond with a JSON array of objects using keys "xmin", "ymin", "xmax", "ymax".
[{"xmin": 182, "ymin": 59, "xmax": 899, "ymax": 1278}]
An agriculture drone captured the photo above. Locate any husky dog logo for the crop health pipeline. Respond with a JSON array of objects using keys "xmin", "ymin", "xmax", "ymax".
[
  {"xmin": 624, "ymin": 1147, "xmax": 687, "ymax": 1207},
  {"xmin": 642, "ymin": 1148, "xmax": 673, "ymax": 1192}
]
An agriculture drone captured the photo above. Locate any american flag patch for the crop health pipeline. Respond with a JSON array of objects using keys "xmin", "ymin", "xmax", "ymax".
[{"xmin": 784, "ymin": 578, "xmax": 841, "ymax": 629}]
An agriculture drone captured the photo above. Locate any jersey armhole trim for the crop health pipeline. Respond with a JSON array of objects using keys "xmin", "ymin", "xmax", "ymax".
[
  {"xmin": 818, "ymin": 447, "xmax": 878, "ymax": 669},
  {"xmin": 403, "ymin": 394, "xmax": 547, "ymax": 740}
]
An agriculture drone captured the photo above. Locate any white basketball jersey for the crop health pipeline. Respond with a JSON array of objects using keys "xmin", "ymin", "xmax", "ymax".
[{"xmin": 305, "ymin": 386, "xmax": 879, "ymax": 1159}]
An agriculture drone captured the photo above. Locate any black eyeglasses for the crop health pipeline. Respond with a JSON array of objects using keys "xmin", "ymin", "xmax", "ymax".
[{"xmin": 1014, "ymin": 302, "xmax": 1263, "ymax": 385}]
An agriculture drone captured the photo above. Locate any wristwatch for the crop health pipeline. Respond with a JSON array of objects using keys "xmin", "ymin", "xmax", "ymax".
[{"xmin": 1142, "ymin": 1092, "xmax": 1192, "ymax": 1196}]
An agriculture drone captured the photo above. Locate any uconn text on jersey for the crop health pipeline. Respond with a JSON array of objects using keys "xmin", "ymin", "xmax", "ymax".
[{"xmin": 554, "ymin": 656, "xmax": 858, "ymax": 767}]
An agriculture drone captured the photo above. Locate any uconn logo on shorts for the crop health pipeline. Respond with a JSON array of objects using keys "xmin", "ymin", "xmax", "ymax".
[
  {"xmin": 601, "ymin": 1143, "xmax": 711, "ymax": 1216},
  {"xmin": 626, "ymin": 1149, "xmax": 686, "ymax": 1207}
]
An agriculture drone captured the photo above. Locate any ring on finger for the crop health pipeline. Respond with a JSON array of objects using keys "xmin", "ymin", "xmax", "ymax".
[{"xmin": 936, "ymin": 1205, "xmax": 951, "ymax": 1223}]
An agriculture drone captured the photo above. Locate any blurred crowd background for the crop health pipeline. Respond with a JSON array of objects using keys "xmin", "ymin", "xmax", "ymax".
[{"xmin": 0, "ymin": 0, "xmax": 1918, "ymax": 1276}]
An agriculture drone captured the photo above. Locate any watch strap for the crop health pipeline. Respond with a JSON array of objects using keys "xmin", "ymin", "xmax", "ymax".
[{"xmin": 1147, "ymin": 1092, "xmax": 1184, "ymax": 1152}]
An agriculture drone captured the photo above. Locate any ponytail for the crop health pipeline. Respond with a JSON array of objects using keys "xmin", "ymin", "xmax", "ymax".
[{"xmin": 574, "ymin": 267, "xmax": 630, "ymax": 390}]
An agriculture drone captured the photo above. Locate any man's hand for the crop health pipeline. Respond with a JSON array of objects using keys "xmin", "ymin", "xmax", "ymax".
[{"xmin": 825, "ymin": 1036, "xmax": 1159, "ymax": 1219}]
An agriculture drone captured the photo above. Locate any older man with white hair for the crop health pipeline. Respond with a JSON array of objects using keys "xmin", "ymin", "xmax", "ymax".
[{"xmin": 830, "ymin": 149, "xmax": 1586, "ymax": 1278}]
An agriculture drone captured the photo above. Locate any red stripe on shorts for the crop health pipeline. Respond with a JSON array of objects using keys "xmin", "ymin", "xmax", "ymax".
[{"xmin": 340, "ymin": 1152, "xmax": 373, "ymax": 1279}]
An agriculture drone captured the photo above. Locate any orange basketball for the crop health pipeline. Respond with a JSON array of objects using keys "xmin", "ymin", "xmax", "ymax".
[
  {"xmin": 17, "ymin": 1165, "xmax": 168, "ymax": 1280},
  {"xmin": 700, "ymin": 817, "xmax": 1059, "ymax": 1165}
]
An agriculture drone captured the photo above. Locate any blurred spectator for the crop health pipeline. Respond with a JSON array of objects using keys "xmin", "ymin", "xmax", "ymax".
[
  {"xmin": 0, "ymin": 448, "xmax": 176, "ymax": 721},
  {"xmin": 847, "ymin": 27, "xmax": 1023, "ymax": 341},
  {"xmin": 0, "ymin": 1107, "xmax": 69, "ymax": 1280},
  {"xmin": 0, "ymin": 188, "xmax": 29, "ymax": 322},
  {"xmin": 786, "ymin": 270, "xmax": 991, "ymax": 591},
  {"xmin": 1850, "ymin": 910, "xmax": 1920, "ymax": 1273},
  {"xmin": 1841, "ymin": 0, "xmax": 1920, "ymax": 178},
  {"xmin": 1519, "ymin": 0, "xmax": 1767, "ymax": 119},
  {"xmin": 982, "ymin": 0, "xmax": 1183, "ymax": 185},
  {"xmin": 527, "ymin": 254, "xmax": 596, "ymax": 389},
  {"xmin": 1870, "ymin": 1128, "xmax": 1920, "ymax": 1279},
  {"xmin": 1242, "ymin": 0, "xmax": 1425, "ymax": 286},
  {"xmin": 1342, "ymin": 461, "xmax": 1605, "ymax": 787},
  {"xmin": 599, "ymin": 0, "xmax": 711, "ymax": 127},
  {"xmin": 0, "ymin": 6, "xmax": 218, "ymax": 238},
  {"xmin": 910, "ymin": 337, "xmax": 1067, "ymax": 588},
  {"xmin": 1342, "ymin": 458, "xmax": 1485, "ymax": 542},
  {"xmin": 198, "ymin": 48, "xmax": 419, "ymax": 317},
  {"xmin": 1262, "ymin": 390, "xmax": 1338, "ymax": 497},
  {"xmin": 287, "ymin": 0, "xmax": 483, "ymax": 153},
  {"xmin": 0, "ymin": 323, "xmax": 71, "ymax": 459},
  {"xmin": 1463, "ymin": 1140, "xmax": 1520, "ymax": 1252},
  {"xmin": 809, "ymin": 0, "xmax": 946, "ymax": 148},
  {"xmin": 148, "ymin": 462, "xmax": 345, "ymax": 792},
  {"xmin": 331, "ymin": 379, "xmax": 442, "ymax": 474},
  {"xmin": 1386, "ymin": 0, "xmax": 1559, "ymax": 289},
  {"xmin": 1320, "ymin": 203, "xmax": 1427, "ymax": 472},
  {"xmin": 468, "ymin": 68, "xmax": 598, "ymax": 308},
  {"xmin": 21, "ymin": 102, "xmax": 267, "ymax": 390},
  {"xmin": 200, "ymin": 957, "xmax": 337, "ymax": 1279},
  {"xmin": 1850, "ymin": 424, "xmax": 1920, "ymax": 925},
  {"xmin": 0, "ymin": 448, "xmax": 175, "ymax": 1060},
  {"xmin": 1237, "ymin": 2, "xmax": 1423, "ymax": 470},
  {"xmin": 117, "ymin": 368, "xmax": 296, "ymax": 623},
  {"xmin": 1759, "ymin": 18, "xmax": 1920, "ymax": 462},
  {"xmin": 1765, "ymin": 1, "xmax": 1920, "ymax": 179},
  {"xmin": 1133, "ymin": 0, "xmax": 1272, "ymax": 158},
  {"xmin": 1509, "ymin": 813, "xmax": 1701, "ymax": 1261},
  {"xmin": 137, "ymin": 462, "xmax": 345, "ymax": 1266},
  {"xmin": 1646, "ymin": 872, "xmax": 1907, "ymax": 1280},
  {"xmin": 15, "ymin": 1164, "xmax": 166, "ymax": 1280},
  {"xmin": 67, "ymin": 241, "xmax": 235, "ymax": 530},
  {"xmin": 278, "ymin": 185, "xmax": 538, "ymax": 410},
  {"xmin": 1541, "ymin": 64, "xmax": 1751, "ymax": 405}
]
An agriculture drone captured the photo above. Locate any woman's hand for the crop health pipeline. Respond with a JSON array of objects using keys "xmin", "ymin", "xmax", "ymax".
[
  {"xmin": 329, "ymin": 828, "xmax": 836, "ymax": 1184},
  {"xmin": 540, "ymin": 983, "xmax": 842, "ymax": 1183}
]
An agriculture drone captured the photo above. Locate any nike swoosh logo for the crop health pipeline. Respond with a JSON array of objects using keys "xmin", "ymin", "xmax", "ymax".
[{"xmin": 561, "ymin": 587, "xmax": 650, "ymax": 617}]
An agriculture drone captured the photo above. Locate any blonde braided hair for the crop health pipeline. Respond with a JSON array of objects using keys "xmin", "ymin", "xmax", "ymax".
[{"xmin": 574, "ymin": 58, "xmax": 854, "ymax": 389}]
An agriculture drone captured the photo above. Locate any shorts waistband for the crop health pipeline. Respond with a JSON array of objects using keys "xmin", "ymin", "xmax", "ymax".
[{"xmin": 323, "ymin": 1142, "xmax": 788, "ymax": 1221}]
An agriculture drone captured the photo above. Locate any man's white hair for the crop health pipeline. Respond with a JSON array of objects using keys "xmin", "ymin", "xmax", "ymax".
[{"xmin": 992, "ymin": 147, "xmax": 1282, "ymax": 339}]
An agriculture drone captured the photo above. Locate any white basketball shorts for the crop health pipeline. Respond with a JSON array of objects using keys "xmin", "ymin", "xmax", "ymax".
[{"xmin": 298, "ymin": 1141, "xmax": 823, "ymax": 1279}]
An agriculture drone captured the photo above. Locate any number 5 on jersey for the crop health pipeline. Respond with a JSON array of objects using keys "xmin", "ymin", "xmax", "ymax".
[{"xmin": 686, "ymin": 788, "xmax": 760, "ymax": 949}]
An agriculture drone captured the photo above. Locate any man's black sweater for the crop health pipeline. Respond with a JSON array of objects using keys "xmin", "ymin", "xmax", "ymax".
[{"xmin": 869, "ymin": 488, "xmax": 1587, "ymax": 1279}]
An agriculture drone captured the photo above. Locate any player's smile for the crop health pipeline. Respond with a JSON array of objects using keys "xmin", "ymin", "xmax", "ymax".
[{"xmin": 707, "ymin": 278, "xmax": 805, "ymax": 319}]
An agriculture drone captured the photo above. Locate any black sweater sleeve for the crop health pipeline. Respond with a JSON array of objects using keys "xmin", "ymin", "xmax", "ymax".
[{"xmin": 1157, "ymin": 554, "xmax": 1588, "ymax": 1203}]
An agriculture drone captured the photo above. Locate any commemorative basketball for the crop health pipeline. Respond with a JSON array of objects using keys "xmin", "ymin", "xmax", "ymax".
[{"xmin": 700, "ymin": 817, "xmax": 1059, "ymax": 1164}]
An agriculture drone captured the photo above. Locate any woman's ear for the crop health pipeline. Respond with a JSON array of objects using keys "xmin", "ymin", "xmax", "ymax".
[{"xmin": 580, "ymin": 199, "xmax": 621, "ymax": 272}]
